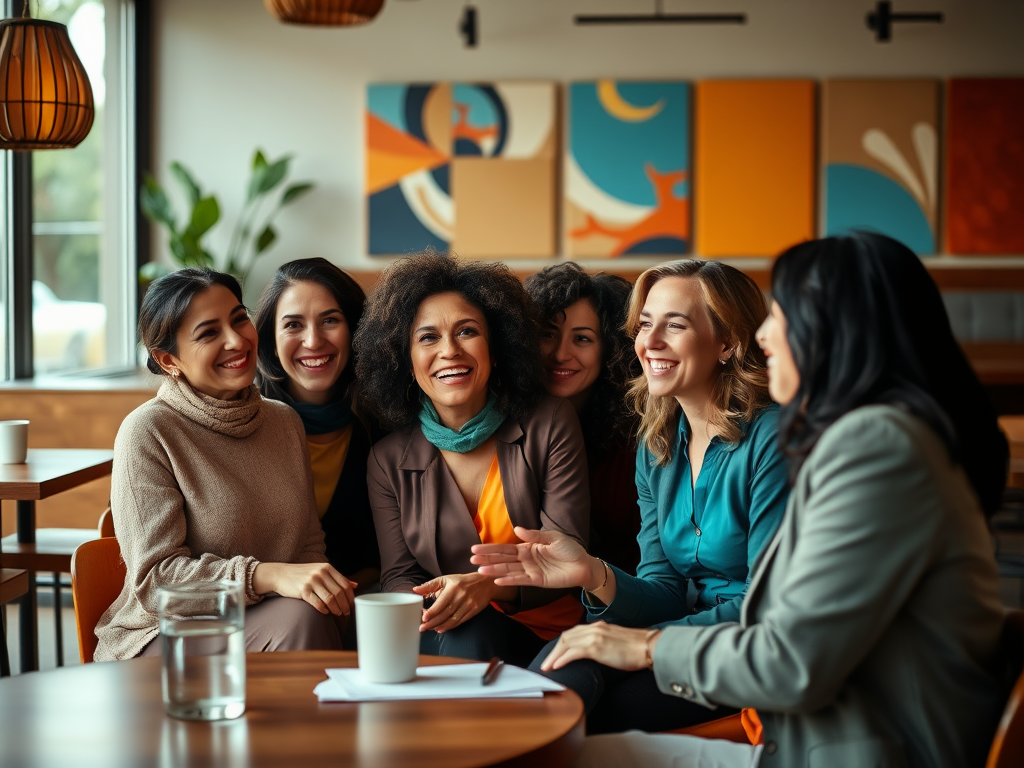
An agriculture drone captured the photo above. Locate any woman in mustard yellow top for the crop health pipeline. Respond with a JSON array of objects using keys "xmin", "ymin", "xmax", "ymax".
[{"xmin": 255, "ymin": 259, "xmax": 379, "ymax": 592}]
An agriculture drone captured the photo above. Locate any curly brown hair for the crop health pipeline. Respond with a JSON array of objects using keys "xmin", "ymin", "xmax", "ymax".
[
  {"xmin": 625, "ymin": 260, "xmax": 772, "ymax": 466},
  {"xmin": 525, "ymin": 262, "xmax": 639, "ymax": 456},
  {"xmin": 353, "ymin": 250, "xmax": 543, "ymax": 430}
]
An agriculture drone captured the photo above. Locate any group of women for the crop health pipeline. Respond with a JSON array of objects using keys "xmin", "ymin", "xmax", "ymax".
[{"xmin": 94, "ymin": 231, "xmax": 1011, "ymax": 768}]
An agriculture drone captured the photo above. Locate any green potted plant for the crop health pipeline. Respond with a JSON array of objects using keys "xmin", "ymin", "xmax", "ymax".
[{"xmin": 139, "ymin": 149, "xmax": 313, "ymax": 287}]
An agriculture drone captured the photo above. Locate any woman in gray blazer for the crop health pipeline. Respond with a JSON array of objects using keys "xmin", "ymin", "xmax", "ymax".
[
  {"xmin": 353, "ymin": 250, "xmax": 589, "ymax": 667},
  {"xmin": 477, "ymin": 233, "xmax": 1009, "ymax": 768}
]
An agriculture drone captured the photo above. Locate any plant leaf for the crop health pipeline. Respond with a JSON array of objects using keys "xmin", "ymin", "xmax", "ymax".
[
  {"xmin": 170, "ymin": 162, "xmax": 202, "ymax": 207},
  {"xmin": 258, "ymin": 157, "xmax": 291, "ymax": 196},
  {"xmin": 253, "ymin": 149, "xmax": 268, "ymax": 171},
  {"xmin": 184, "ymin": 196, "xmax": 220, "ymax": 240},
  {"xmin": 280, "ymin": 182, "xmax": 314, "ymax": 206},
  {"xmin": 139, "ymin": 261, "xmax": 172, "ymax": 284},
  {"xmin": 140, "ymin": 176, "xmax": 176, "ymax": 230},
  {"xmin": 255, "ymin": 224, "xmax": 277, "ymax": 254}
]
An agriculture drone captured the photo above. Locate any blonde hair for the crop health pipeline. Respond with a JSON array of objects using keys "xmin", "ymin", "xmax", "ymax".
[{"xmin": 625, "ymin": 260, "xmax": 772, "ymax": 466}]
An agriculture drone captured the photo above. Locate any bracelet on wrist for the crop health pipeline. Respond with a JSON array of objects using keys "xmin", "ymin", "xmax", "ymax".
[
  {"xmin": 645, "ymin": 629, "xmax": 661, "ymax": 670},
  {"xmin": 587, "ymin": 558, "xmax": 609, "ymax": 593}
]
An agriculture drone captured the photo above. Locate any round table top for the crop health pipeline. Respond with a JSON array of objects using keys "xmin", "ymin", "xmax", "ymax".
[{"xmin": 0, "ymin": 651, "xmax": 584, "ymax": 768}]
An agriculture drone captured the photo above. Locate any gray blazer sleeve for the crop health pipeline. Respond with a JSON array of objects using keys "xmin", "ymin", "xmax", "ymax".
[{"xmin": 651, "ymin": 409, "xmax": 946, "ymax": 712}]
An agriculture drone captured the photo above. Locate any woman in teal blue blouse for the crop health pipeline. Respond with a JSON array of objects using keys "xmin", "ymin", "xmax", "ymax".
[{"xmin": 472, "ymin": 259, "xmax": 789, "ymax": 733}]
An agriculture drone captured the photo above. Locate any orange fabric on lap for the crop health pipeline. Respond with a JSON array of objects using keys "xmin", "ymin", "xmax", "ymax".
[{"xmin": 475, "ymin": 454, "xmax": 584, "ymax": 641}]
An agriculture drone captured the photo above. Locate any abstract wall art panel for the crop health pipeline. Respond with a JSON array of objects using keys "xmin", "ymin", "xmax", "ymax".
[
  {"xmin": 450, "ymin": 82, "xmax": 557, "ymax": 258},
  {"xmin": 367, "ymin": 83, "xmax": 452, "ymax": 255},
  {"xmin": 566, "ymin": 80, "xmax": 690, "ymax": 257},
  {"xmin": 695, "ymin": 80, "xmax": 815, "ymax": 257},
  {"xmin": 822, "ymin": 80, "xmax": 939, "ymax": 255},
  {"xmin": 946, "ymin": 78, "xmax": 1024, "ymax": 254},
  {"xmin": 366, "ymin": 81, "xmax": 557, "ymax": 257}
]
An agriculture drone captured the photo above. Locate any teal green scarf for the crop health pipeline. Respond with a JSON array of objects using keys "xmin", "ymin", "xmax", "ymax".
[{"xmin": 419, "ymin": 393, "xmax": 505, "ymax": 453}]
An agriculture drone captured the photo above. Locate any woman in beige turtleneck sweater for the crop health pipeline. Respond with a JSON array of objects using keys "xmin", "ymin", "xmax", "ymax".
[{"xmin": 94, "ymin": 269, "xmax": 354, "ymax": 662}]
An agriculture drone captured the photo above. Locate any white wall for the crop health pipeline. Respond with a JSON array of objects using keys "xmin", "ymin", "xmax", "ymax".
[{"xmin": 152, "ymin": 0, "xmax": 1024, "ymax": 299}]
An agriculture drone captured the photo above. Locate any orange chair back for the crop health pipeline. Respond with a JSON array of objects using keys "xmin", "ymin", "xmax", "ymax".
[
  {"xmin": 98, "ymin": 506, "xmax": 114, "ymax": 538},
  {"xmin": 71, "ymin": 537, "xmax": 126, "ymax": 663},
  {"xmin": 988, "ymin": 609, "xmax": 1024, "ymax": 768}
]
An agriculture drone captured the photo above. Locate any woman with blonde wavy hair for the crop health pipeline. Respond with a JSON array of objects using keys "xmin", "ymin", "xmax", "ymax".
[{"xmin": 472, "ymin": 259, "xmax": 790, "ymax": 733}]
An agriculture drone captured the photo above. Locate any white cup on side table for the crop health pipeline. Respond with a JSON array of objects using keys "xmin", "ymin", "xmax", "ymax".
[
  {"xmin": 355, "ymin": 593, "xmax": 423, "ymax": 683},
  {"xmin": 0, "ymin": 420, "xmax": 29, "ymax": 464}
]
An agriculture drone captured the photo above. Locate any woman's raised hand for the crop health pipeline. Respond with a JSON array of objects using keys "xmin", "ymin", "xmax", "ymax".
[
  {"xmin": 252, "ymin": 562, "xmax": 357, "ymax": 616},
  {"xmin": 470, "ymin": 526, "xmax": 598, "ymax": 590}
]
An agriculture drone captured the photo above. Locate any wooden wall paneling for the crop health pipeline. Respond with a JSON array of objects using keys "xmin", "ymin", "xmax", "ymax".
[{"xmin": 0, "ymin": 390, "xmax": 156, "ymax": 535}]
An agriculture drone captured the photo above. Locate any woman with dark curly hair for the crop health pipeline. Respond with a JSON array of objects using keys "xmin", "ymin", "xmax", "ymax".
[
  {"xmin": 353, "ymin": 250, "xmax": 590, "ymax": 666},
  {"xmin": 526, "ymin": 263, "xmax": 642, "ymax": 573},
  {"xmin": 253, "ymin": 258, "xmax": 379, "ymax": 595},
  {"xmin": 473, "ymin": 260, "xmax": 789, "ymax": 733}
]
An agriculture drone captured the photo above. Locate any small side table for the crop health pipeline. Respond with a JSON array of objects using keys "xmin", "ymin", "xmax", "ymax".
[{"xmin": 0, "ymin": 449, "xmax": 113, "ymax": 673}]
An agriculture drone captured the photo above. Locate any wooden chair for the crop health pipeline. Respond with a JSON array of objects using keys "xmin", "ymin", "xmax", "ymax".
[
  {"xmin": 987, "ymin": 609, "xmax": 1024, "ymax": 768},
  {"xmin": 70, "ymin": 537, "xmax": 125, "ymax": 664},
  {"xmin": 97, "ymin": 507, "xmax": 115, "ymax": 539}
]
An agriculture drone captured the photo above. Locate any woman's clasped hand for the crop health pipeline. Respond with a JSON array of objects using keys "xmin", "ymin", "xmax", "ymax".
[
  {"xmin": 412, "ymin": 572, "xmax": 517, "ymax": 633},
  {"xmin": 252, "ymin": 561, "xmax": 356, "ymax": 616}
]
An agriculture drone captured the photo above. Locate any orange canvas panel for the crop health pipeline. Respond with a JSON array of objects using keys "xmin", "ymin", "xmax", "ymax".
[{"xmin": 695, "ymin": 80, "xmax": 816, "ymax": 257}]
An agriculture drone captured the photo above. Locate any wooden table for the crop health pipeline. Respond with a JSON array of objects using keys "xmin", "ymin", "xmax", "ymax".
[
  {"xmin": 0, "ymin": 651, "xmax": 584, "ymax": 767},
  {"xmin": 1000, "ymin": 416, "xmax": 1024, "ymax": 489},
  {"xmin": 0, "ymin": 448, "xmax": 114, "ymax": 672}
]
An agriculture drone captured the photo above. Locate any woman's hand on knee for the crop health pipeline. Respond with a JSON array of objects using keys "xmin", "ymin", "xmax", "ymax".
[
  {"xmin": 253, "ymin": 562, "xmax": 357, "ymax": 616},
  {"xmin": 412, "ymin": 573, "xmax": 513, "ymax": 633},
  {"xmin": 541, "ymin": 622, "xmax": 654, "ymax": 672},
  {"xmin": 471, "ymin": 526, "xmax": 596, "ymax": 590}
]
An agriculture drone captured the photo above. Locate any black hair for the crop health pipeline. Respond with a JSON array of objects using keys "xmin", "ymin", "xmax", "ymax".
[
  {"xmin": 139, "ymin": 268, "xmax": 243, "ymax": 376},
  {"xmin": 253, "ymin": 258, "xmax": 366, "ymax": 404},
  {"xmin": 353, "ymin": 249, "xmax": 543, "ymax": 430},
  {"xmin": 525, "ymin": 262, "xmax": 639, "ymax": 456},
  {"xmin": 772, "ymin": 232, "xmax": 1007, "ymax": 514}
]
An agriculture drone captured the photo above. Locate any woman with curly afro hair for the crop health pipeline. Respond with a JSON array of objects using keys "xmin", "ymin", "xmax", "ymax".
[
  {"xmin": 526, "ymin": 263, "xmax": 642, "ymax": 574},
  {"xmin": 353, "ymin": 250, "xmax": 590, "ymax": 666}
]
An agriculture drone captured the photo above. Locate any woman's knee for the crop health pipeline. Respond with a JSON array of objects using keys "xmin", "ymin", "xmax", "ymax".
[{"xmin": 245, "ymin": 596, "xmax": 342, "ymax": 652}]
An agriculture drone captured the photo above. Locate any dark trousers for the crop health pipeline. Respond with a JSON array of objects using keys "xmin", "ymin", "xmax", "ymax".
[
  {"xmin": 419, "ymin": 605, "xmax": 548, "ymax": 667},
  {"xmin": 529, "ymin": 636, "xmax": 735, "ymax": 734}
]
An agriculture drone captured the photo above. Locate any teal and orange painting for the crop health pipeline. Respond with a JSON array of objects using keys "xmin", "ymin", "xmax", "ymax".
[
  {"xmin": 821, "ymin": 80, "xmax": 939, "ymax": 255},
  {"xmin": 566, "ymin": 81, "xmax": 690, "ymax": 257}
]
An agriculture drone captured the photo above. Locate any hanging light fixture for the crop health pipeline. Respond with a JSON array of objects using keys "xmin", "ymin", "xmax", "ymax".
[
  {"xmin": 264, "ymin": 0, "xmax": 385, "ymax": 27},
  {"xmin": 0, "ymin": 3, "xmax": 95, "ymax": 151}
]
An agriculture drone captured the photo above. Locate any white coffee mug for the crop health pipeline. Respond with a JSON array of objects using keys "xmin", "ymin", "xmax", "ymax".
[
  {"xmin": 355, "ymin": 593, "xmax": 423, "ymax": 684},
  {"xmin": 0, "ymin": 420, "xmax": 29, "ymax": 464}
]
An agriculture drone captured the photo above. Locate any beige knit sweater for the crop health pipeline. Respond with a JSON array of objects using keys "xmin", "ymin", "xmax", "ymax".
[{"xmin": 94, "ymin": 377, "xmax": 327, "ymax": 661}]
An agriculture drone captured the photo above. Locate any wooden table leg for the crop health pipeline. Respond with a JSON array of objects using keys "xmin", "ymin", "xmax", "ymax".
[{"xmin": 16, "ymin": 500, "xmax": 38, "ymax": 673}]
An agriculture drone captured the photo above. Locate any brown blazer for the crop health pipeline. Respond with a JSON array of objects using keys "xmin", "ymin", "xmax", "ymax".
[{"xmin": 367, "ymin": 395, "xmax": 590, "ymax": 612}]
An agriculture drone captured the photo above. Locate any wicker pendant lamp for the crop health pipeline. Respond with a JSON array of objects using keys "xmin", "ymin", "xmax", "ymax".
[
  {"xmin": 265, "ymin": 0, "xmax": 385, "ymax": 27},
  {"xmin": 0, "ymin": 3, "xmax": 95, "ymax": 150}
]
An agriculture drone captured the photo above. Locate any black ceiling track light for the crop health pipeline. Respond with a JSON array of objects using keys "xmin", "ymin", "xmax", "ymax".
[
  {"xmin": 575, "ymin": 0, "xmax": 745, "ymax": 26},
  {"xmin": 459, "ymin": 3, "xmax": 477, "ymax": 48},
  {"xmin": 866, "ymin": 1, "xmax": 943, "ymax": 42}
]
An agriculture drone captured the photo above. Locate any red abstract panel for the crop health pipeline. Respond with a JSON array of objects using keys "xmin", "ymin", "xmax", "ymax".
[{"xmin": 946, "ymin": 78, "xmax": 1024, "ymax": 254}]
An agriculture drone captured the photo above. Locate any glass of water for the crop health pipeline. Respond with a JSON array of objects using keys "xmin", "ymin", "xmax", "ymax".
[{"xmin": 157, "ymin": 580, "xmax": 246, "ymax": 721}]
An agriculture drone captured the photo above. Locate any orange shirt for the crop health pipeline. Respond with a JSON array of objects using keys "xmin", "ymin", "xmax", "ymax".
[
  {"xmin": 474, "ymin": 454, "xmax": 584, "ymax": 640},
  {"xmin": 741, "ymin": 708, "xmax": 764, "ymax": 745}
]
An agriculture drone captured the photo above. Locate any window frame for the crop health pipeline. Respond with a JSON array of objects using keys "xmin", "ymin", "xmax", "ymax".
[{"xmin": 1, "ymin": 0, "xmax": 150, "ymax": 380}]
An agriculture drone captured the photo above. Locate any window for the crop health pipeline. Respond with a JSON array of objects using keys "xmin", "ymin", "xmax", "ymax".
[{"xmin": 2, "ymin": 0, "xmax": 141, "ymax": 379}]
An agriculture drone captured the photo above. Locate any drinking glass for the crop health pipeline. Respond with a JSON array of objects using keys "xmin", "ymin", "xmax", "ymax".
[{"xmin": 158, "ymin": 580, "xmax": 246, "ymax": 721}]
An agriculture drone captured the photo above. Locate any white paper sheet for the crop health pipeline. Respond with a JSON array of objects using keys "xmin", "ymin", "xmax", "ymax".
[{"xmin": 314, "ymin": 663, "xmax": 566, "ymax": 702}]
